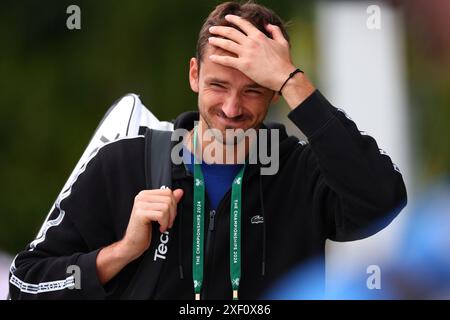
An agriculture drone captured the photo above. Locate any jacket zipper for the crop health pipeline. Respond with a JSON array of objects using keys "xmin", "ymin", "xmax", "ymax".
[
  {"xmin": 204, "ymin": 209, "xmax": 216, "ymax": 273},
  {"xmin": 201, "ymin": 191, "xmax": 231, "ymax": 299},
  {"xmin": 208, "ymin": 210, "xmax": 216, "ymax": 231}
]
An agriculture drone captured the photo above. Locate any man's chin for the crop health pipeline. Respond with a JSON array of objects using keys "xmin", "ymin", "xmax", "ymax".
[{"xmin": 213, "ymin": 127, "xmax": 253, "ymax": 145}]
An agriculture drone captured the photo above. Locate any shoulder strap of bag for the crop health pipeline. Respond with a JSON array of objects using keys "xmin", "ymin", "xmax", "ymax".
[
  {"xmin": 145, "ymin": 128, "xmax": 173, "ymax": 190},
  {"xmin": 122, "ymin": 128, "xmax": 173, "ymax": 299}
]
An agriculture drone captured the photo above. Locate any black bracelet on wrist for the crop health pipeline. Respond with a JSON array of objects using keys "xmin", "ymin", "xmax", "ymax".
[{"xmin": 278, "ymin": 68, "xmax": 303, "ymax": 96}]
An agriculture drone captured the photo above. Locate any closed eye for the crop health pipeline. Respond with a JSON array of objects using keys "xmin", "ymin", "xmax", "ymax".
[
  {"xmin": 210, "ymin": 83, "xmax": 226, "ymax": 89},
  {"xmin": 246, "ymin": 89, "xmax": 263, "ymax": 95}
]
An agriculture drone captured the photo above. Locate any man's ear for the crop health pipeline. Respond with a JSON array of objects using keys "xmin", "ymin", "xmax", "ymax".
[{"xmin": 189, "ymin": 57, "xmax": 199, "ymax": 93}]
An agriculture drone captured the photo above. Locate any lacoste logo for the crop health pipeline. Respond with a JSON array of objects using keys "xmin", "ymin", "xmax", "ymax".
[{"xmin": 251, "ymin": 215, "xmax": 264, "ymax": 224}]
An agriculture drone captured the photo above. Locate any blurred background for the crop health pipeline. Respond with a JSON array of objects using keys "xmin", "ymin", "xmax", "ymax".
[{"xmin": 0, "ymin": 0, "xmax": 449, "ymax": 299}]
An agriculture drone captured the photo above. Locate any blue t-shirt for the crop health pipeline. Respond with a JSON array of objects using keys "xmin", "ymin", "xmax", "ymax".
[{"xmin": 183, "ymin": 145, "xmax": 243, "ymax": 210}]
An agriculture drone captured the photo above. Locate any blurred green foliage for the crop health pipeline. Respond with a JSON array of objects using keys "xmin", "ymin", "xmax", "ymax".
[
  {"xmin": 0, "ymin": 0, "xmax": 314, "ymax": 253},
  {"xmin": 406, "ymin": 37, "xmax": 450, "ymax": 187}
]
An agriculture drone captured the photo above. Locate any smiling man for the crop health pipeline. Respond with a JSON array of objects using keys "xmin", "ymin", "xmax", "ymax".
[{"xmin": 10, "ymin": 1, "xmax": 407, "ymax": 300}]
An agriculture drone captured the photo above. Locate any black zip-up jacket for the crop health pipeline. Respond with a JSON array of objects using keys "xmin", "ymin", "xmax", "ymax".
[{"xmin": 9, "ymin": 90, "xmax": 407, "ymax": 299}]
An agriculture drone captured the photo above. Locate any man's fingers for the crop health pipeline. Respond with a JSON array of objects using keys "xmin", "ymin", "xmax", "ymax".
[
  {"xmin": 142, "ymin": 202, "xmax": 172, "ymax": 232},
  {"xmin": 173, "ymin": 189, "xmax": 184, "ymax": 204},
  {"xmin": 137, "ymin": 189, "xmax": 178, "ymax": 209},
  {"xmin": 145, "ymin": 191, "xmax": 181, "ymax": 229},
  {"xmin": 135, "ymin": 189, "xmax": 183, "ymax": 230},
  {"xmin": 209, "ymin": 54, "xmax": 239, "ymax": 69},
  {"xmin": 167, "ymin": 201, "xmax": 177, "ymax": 230},
  {"xmin": 265, "ymin": 24, "xmax": 288, "ymax": 45},
  {"xmin": 225, "ymin": 14, "xmax": 260, "ymax": 37},
  {"xmin": 208, "ymin": 37, "xmax": 241, "ymax": 55},
  {"xmin": 137, "ymin": 188, "xmax": 172, "ymax": 199},
  {"xmin": 137, "ymin": 194, "xmax": 172, "ymax": 205},
  {"xmin": 169, "ymin": 189, "xmax": 183, "ymax": 228},
  {"xmin": 154, "ymin": 210, "xmax": 170, "ymax": 233},
  {"xmin": 138, "ymin": 209, "xmax": 169, "ymax": 232},
  {"xmin": 209, "ymin": 26, "xmax": 246, "ymax": 44}
]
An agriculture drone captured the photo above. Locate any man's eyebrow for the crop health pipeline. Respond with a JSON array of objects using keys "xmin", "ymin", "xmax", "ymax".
[
  {"xmin": 205, "ymin": 77, "xmax": 264, "ymax": 89},
  {"xmin": 205, "ymin": 77, "xmax": 229, "ymax": 84},
  {"xmin": 245, "ymin": 83, "xmax": 264, "ymax": 89}
]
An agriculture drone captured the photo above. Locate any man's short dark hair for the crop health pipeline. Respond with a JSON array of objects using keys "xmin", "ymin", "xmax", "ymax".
[{"xmin": 196, "ymin": 1, "xmax": 290, "ymax": 65}]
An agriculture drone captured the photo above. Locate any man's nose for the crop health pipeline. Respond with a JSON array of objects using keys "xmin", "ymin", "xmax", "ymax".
[{"xmin": 221, "ymin": 93, "xmax": 242, "ymax": 118}]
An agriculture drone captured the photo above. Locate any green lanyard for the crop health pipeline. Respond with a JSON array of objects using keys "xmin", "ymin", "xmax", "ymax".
[{"xmin": 192, "ymin": 126, "xmax": 245, "ymax": 300}]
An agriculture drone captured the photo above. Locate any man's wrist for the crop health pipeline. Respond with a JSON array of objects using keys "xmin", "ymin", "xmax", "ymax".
[
  {"xmin": 96, "ymin": 240, "xmax": 131, "ymax": 285},
  {"xmin": 116, "ymin": 238, "xmax": 140, "ymax": 263},
  {"xmin": 280, "ymin": 71, "xmax": 316, "ymax": 110}
]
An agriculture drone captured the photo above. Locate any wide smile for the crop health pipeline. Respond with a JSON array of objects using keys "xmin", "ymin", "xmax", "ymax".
[{"xmin": 215, "ymin": 112, "xmax": 248, "ymax": 128}]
